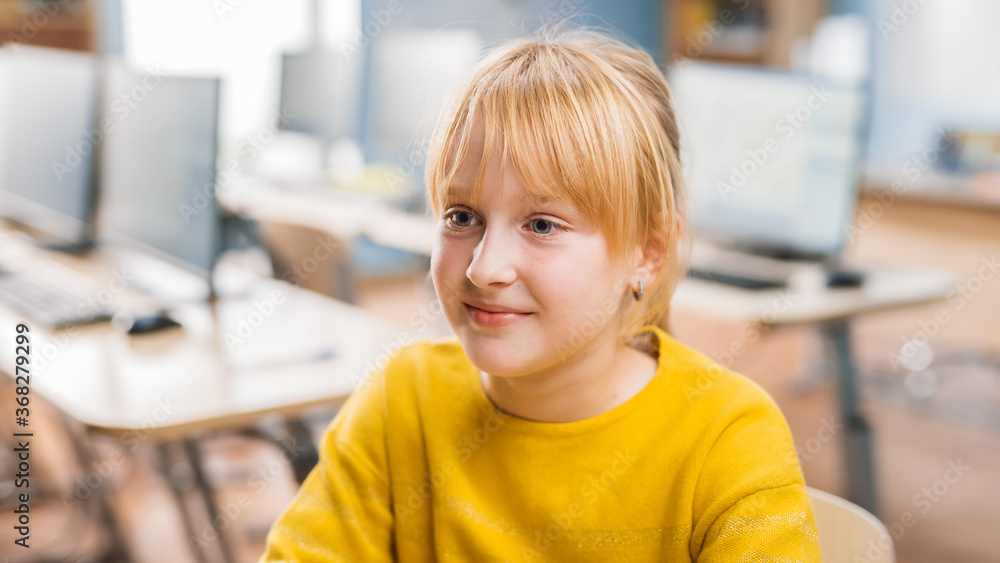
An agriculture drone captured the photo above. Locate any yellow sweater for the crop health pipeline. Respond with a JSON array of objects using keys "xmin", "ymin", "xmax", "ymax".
[{"xmin": 261, "ymin": 326, "xmax": 821, "ymax": 562}]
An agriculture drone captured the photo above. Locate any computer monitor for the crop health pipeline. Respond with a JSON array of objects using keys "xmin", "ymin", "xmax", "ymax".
[
  {"xmin": 97, "ymin": 61, "xmax": 223, "ymax": 284},
  {"xmin": 669, "ymin": 62, "xmax": 866, "ymax": 259},
  {"xmin": 0, "ymin": 45, "xmax": 100, "ymax": 249},
  {"xmin": 279, "ymin": 50, "xmax": 363, "ymax": 141},
  {"xmin": 363, "ymin": 29, "xmax": 481, "ymax": 163}
]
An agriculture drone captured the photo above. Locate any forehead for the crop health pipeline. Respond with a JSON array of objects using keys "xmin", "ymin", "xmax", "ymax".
[
  {"xmin": 447, "ymin": 177, "xmax": 566, "ymax": 212},
  {"xmin": 445, "ymin": 118, "xmax": 579, "ymax": 211},
  {"xmin": 448, "ymin": 156, "xmax": 576, "ymax": 215}
]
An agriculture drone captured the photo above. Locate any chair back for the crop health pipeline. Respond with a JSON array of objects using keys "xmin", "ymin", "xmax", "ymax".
[{"xmin": 808, "ymin": 487, "xmax": 895, "ymax": 563}]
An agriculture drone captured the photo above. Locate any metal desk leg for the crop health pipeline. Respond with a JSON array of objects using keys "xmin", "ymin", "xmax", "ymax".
[
  {"xmin": 157, "ymin": 443, "xmax": 213, "ymax": 563},
  {"xmin": 825, "ymin": 320, "xmax": 880, "ymax": 516},
  {"xmin": 183, "ymin": 439, "xmax": 238, "ymax": 563},
  {"xmin": 59, "ymin": 414, "xmax": 131, "ymax": 563}
]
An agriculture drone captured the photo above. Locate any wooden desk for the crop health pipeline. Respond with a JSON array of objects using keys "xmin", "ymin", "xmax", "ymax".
[
  {"xmin": 862, "ymin": 171, "xmax": 1000, "ymax": 213},
  {"xmin": 0, "ymin": 235, "xmax": 401, "ymax": 563}
]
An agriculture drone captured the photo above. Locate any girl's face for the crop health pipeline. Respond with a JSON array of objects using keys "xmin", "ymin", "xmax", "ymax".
[{"xmin": 431, "ymin": 142, "xmax": 632, "ymax": 379}]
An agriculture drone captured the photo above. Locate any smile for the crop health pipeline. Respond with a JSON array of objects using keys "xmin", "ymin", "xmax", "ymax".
[{"xmin": 463, "ymin": 303, "xmax": 532, "ymax": 328}]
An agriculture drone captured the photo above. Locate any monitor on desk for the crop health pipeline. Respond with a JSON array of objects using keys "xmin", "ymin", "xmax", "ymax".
[
  {"xmin": 0, "ymin": 45, "xmax": 100, "ymax": 249},
  {"xmin": 669, "ymin": 62, "xmax": 867, "ymax": 260},
  {"xmin": 279, "ymin": 50, "xmax": 363, "ymax": 142},
  {"xmin": 363, "ymin": 29, "xmax": 481, "ymax": 164},
  {"xmin": 97, "ymin": 61, "xmax": 223, "ymax": 297}
]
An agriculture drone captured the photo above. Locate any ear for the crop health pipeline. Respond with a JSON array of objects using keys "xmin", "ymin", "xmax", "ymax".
[{"xmin": 633, "ymin": 221, "xmax": 669, "ymax": 286}]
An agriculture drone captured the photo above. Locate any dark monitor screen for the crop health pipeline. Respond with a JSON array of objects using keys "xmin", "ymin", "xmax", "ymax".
[
  {"xmin": 669, "ymin": 62, "xmax": 866, "ymax": 258},
  {"xmin": 0, "ymin": 45, "xmax": 99, "ymax": 247},
  {"xmin": 98, "ymin": 62, "xmax": 222, "ymax": 278}
]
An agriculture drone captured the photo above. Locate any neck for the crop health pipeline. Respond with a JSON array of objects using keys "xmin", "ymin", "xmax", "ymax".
[{"xmin": 480, "ymin": 333, "xmax": 658, "ymax": 423}]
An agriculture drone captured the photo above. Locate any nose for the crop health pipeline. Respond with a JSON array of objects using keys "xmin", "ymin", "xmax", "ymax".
[{"xmin": 466, "ymin": 226, "xmax": 518, "ymax": 288}]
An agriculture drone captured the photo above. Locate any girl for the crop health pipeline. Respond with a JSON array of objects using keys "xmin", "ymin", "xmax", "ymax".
[{"xmin": 261, "ymin": 29, "xmax": 821, "ymax": 562}]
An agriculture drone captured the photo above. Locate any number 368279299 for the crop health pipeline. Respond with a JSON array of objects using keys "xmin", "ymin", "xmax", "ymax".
[{"xmin": 14, "ymin": 323, "xmax": 30, "ymax": 414}]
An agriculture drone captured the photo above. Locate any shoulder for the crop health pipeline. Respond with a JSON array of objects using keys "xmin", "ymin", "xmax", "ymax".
[
  {"xmin": 378, "ymin": 338, "xmax": 471, "ymax": 386},
  {"xmin": 350, "ymin": 338, "xmax": 468, "ymax": 391},
  {"xmin": 650, "ymin": 327, "xmax": 799, "ymax": 478},
  {"xmin": 356, "ymin": 338, "xmax": 475, "ymax": 415},
  {"xmin": 327, "ymin": 338, "xmax": 471, "ymax": 458},
  {"xmin": 645, "ymin": 331, "xmax": 813, "ymax": 550},
  {"xmin": 652, "ymin": 327, "xmax": 785, "ymax": 427}
]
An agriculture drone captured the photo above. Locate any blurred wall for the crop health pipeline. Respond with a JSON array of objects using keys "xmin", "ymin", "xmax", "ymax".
[{"xmin": 358, "ymin": 0, "xmax": 662, "ymax": 58}]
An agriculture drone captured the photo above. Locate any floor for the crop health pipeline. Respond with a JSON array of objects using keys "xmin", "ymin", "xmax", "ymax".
[{"xmin": 2, "ymin": 274, "xmax": 998, "ymax": 563}]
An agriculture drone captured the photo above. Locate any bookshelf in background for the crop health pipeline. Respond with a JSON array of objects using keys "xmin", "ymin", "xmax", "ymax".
[
  {"xmin": 669, "ymin": 0, "xmax": 825, "ymax": 68},
  {"xmin": 0, "ymin": 0, "xmax": 96, "ymax": 52}
]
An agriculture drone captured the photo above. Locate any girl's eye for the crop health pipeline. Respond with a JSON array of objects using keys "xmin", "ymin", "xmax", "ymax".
[
  {"xmin": 529, "ymin": 218, "xmax": 556, "ymax": 235},
  {"xmin": 446, "ymin": 209, "xmax": 480, "ymax": 228}
]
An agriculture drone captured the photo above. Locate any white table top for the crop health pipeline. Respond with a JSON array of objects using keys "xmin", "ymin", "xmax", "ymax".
[
  {"xmin": 0, "ymin": 238, "xmax": 401, "ymax": 441},
  {"xmin": 675, "ymin": 267, "xmax": 957, "ymax": 326}
]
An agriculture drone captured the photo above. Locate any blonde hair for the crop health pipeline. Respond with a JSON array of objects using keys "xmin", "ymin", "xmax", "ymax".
[{"xmin": 424, "ymin": 29, "xmax": 690, "ymax": 339}]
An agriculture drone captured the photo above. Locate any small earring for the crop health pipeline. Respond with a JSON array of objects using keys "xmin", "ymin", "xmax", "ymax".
[{"xmin": 632, "ymin": 279, "xmax": 644, "ymax": 302}]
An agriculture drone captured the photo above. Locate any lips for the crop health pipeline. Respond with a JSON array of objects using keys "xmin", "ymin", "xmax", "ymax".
[{"xmin": 463, "ymin": 302, "xmax": 532, "ymax": 328}]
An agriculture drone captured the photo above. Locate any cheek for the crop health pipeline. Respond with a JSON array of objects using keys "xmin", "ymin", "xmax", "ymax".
[
  {"xmin": 535, "ymin": 244, "xmax": 620, "ymax": 316},
  {"xmin": 431, "ymin": 238, "xmax": 471, "ymax": 300}
]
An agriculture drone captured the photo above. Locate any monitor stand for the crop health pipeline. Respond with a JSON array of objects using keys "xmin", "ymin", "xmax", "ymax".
[
  {"xmin": 107, "ymin": 246, "xmax": 212, "ymax": 305},
  {"xmin": 0, "ymin": 218, "xmax": 95, "ymax": 256}
]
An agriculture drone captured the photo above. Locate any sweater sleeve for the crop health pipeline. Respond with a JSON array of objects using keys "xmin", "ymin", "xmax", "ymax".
[
  {"xmin": 690, "ymin": 385, "xmax": 822, "ymax": 562},
  {"xmin": 259, "ymin": 371, "xmax": 395, "ymax": 563}
]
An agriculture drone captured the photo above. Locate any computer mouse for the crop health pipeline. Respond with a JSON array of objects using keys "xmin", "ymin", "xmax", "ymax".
[
  {"xmin": 826, "ymin": 269, "xmax": 865, "ymax": 288},
  {"xmin": 123, "ymin": 311, "xmax": 182, "ymax": 335}
]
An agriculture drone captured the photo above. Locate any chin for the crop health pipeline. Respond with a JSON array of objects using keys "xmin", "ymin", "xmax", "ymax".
[{"xmin": 457, "ymin": 331, "xmax": 545, "ymax": 378}]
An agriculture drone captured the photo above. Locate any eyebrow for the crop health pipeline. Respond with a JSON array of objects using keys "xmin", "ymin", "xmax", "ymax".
[
  {"xmin": 444, "ymin": 184, "xmax": 573, "ymax": 212},
  {"xmin": 525, "ymin": 193, "xmax": 555, "ymax": 205},
  {"xmin": 524, "ymin": 193, "xmax": 579, "ymax": 214}
]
